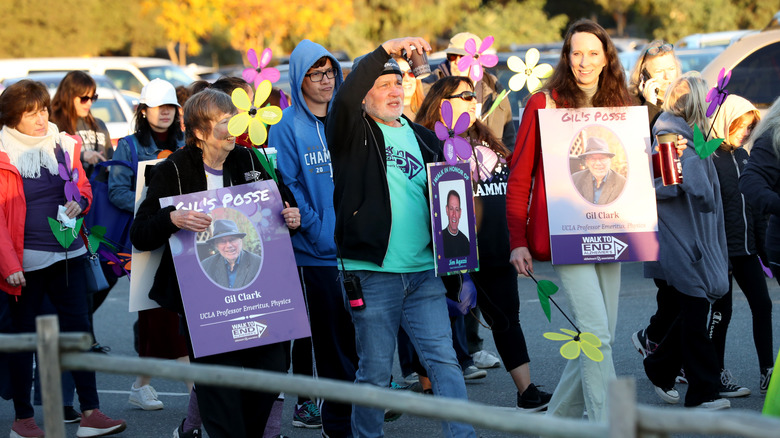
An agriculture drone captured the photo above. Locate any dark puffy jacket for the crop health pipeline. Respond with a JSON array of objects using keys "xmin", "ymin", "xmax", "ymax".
[{"xmin": 713, "ymin": 146, "xmax": 767, "ymax": 259}]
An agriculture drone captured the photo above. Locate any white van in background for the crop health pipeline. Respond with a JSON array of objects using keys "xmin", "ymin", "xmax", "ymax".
[{"xmin": 0, "ymin": 57, "xmax": 198, "ymax": 96}]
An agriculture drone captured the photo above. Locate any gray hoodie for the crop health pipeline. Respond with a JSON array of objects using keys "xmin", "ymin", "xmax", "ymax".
[{"xmin": 643, "ymin": 111, "xmax": 729, "ymax": 301}]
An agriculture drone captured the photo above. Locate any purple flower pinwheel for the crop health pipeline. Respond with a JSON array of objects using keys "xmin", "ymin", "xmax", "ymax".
[
  {"xmin": 434, "ymin": 100, "xmax": 472, "ymax": 165},
  {"xmin": 457, "ymin": 35, "xmax": 498, "ymax": 82},
  {"xmin": 58, "ymin": 151, "xmax": 80, "ymax": 202},
  {"xmin": 706, "ymin": 68, "xmax": 731, "ymax": 118},
  {"xmin": 243, "ymin": 48, "xmax": 281, "ymax": 89}
]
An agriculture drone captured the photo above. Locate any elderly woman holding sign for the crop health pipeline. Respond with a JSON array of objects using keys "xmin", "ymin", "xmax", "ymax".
[
  {"xmin": 505, "ymin": 19, "xmax": 633, "ymax": 422},
  {"xmin": 130, "ymin": 88, "xmax": 299, "ymax": 438}
]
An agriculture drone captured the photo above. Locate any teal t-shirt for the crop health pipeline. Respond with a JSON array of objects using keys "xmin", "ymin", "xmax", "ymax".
[{"xmin": 344, "ymin": 118, "xmax": 434, "ymax": 272}]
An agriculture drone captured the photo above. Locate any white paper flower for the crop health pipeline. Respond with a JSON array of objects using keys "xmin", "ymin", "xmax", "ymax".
[{"xmin": 507, "ymin": 48, "xmax": 553, "ymax": 93}]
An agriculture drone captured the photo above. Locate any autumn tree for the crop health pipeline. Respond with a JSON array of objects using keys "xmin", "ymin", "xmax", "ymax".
[
  {"xmin": 0, "ymin": 0, "xmax": 163, "ymax": 58},
  {"xmin": 143, "ymin": 0, "xmax": 227, "ymax": 65},
  {"xmin": 457, "ymin": 0, "xmax": 568, "ymax": 48},
  {"xmin": 224, "ymin": 0, "xmax": 354, "ymax": 62},
  {"xmin": 635, "ymin": 0, "xmax": 741, "ymax": 42},
  {"xmin": 592, "ymin": 0, "xmax": 636, "ymax": 36}
]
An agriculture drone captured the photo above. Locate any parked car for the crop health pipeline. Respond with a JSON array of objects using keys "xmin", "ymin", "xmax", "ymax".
[
  {"xmin": 0, "ymin": 57, "xmax": 197, "ymax": 96},
  {"xmin": 676, "ymin": 30, "xmax": 756, "ymax": 49},
  {"xmin": 676, "ymin": 46, "xmax": 726, "ymax": 73},
  {"xmin": 1, "ymin": 73, "xmax": 135, "ymax": 146},
  {"xmin": 701, "ymin": 28, "xmax": 780, "ymax": 110}
]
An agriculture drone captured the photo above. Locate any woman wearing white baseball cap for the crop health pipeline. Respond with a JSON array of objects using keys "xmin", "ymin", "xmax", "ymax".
[{"xmin": 107, "ymin": 78, "xmax": 190, "ymax": 414}]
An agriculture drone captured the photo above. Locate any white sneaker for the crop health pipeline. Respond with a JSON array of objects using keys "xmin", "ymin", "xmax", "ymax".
[
  {"xmin": 690, "ymin": 398, "xmax": 731, "ymax": 410},
  {"xmin": 654, "ymin": 385, "xmax": 680, "ymax": 404},
  {"xmin": 463, "ymin": 365, "xmax": 487, "ymax": 380},
  {"xmin": 472, "ymin": 350, "xmax": 500, "ymax": 369},
  {"xmin": 129, "ymin": 384, "xmax": 164, "ymax": 410}
]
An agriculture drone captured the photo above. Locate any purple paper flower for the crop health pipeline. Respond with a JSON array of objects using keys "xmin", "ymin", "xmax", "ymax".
[
  {"xmin": 706, "ymin": 68, "xmax": 731, "ymax": 118},
  {"xmin": 434, "ymin": 100, "xmax": 472, "ymax": 165},
  {"xmin": 243, "ymin": 48, "xmax": 281, "ymax": 89},
  {"xmin": 457, "ymin": 35, "xmax": 498, "ymax": 82},
  {"xmin": 58, "ymin": 151, "xmax": 80, "ymax": 202}
]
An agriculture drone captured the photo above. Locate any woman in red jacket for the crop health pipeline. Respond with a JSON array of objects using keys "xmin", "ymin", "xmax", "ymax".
[
  {"xmin": 0, "ymin": 80, "xmax": 125, "ymax": 438},
  {"xmin": 505, "ymin": 19, "xmax": 632, "ymax": 422}
]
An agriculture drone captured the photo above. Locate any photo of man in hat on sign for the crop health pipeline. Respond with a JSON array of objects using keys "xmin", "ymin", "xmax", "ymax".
[
  {"xmin": 571, "ymin": 136, "xmax": 626, "ymax": 205},
  {"xmin": 200, "ymin": 219, "xmax": 263, "ymax": 289}
]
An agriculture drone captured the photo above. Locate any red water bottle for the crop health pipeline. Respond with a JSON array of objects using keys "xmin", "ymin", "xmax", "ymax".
[{"xmin": 655, "ymin": 133, "xmax": 683, "ymax": 185}]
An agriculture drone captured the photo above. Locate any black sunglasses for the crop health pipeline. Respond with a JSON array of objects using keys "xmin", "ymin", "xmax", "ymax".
[
  {"xmin": 445, "ymin": 91, "xmax": 477, "ymax": 101},
  {"xmin": 79, "ymin": 94, "xmax": 98, "ymax": 104},
  {"xmin": 446, "ymin": 53, "xmax": 462, "ymax": 63},
  {"xmin": 639, "ymin": 42, "xmax": 674, "ymax": 69}
]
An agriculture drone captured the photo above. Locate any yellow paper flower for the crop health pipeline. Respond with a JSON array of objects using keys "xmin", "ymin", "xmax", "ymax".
[
  {"xmin": 507, "ymin": 48, "xmax": 553, "ymax": 93},
  {"xmin": 544, "ymin": 328, "xmax": 604, "ymax": 362},
  {"xmin": 228, "ymin": 80, "xmax": 283, "ymax": 146}
]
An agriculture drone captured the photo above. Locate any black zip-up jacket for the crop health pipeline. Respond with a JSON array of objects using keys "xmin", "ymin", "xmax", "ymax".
[
  {"xmin": 326, "ymin": 45, "xmax": 443, "ymax": 266},
  {"xmin": 713, "ymin": 145, "xmax": 767, "ymax": 259},
  {"xmin": 130, "ymin": 144, "xmax": 296, "ymax": 313}
]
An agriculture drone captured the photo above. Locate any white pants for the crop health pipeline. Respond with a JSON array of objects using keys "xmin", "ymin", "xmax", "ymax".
[{"xmin": 546, "ymin": 262, "xmax": 621, "ymax": 423}]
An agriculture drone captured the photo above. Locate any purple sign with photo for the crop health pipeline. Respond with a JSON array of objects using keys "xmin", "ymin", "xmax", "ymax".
[
  {"xmin": 538, "ymin": 107, "xmax": 659, "ymax": 265},
  {"xmin": 427, "ymin": 162, "xmax": 479, "ymax": 276},
  {"xmin": 160, "ymin": 181, "xmax": 310, "ymax": 358}
]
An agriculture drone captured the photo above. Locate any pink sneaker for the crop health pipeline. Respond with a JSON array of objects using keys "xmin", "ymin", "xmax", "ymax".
[
  {"xmin": 76, "ymin": 409, "xmax": 126, "ymax": 437},
  {"xmin": 10, "ymin": 418, "xmax": 44, "ymax": 438}
]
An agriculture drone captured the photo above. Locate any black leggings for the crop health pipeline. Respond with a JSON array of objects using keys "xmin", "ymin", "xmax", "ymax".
[
  {"xmin": 709, "ymin": 254, "xmax": 774, "ymax": 371},
  {"xmin": 469, "ymin": 265, "xmax": 531, "ymax": 370}
]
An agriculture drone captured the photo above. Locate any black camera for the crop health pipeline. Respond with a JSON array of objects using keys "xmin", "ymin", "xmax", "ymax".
[{"xmin": 342, "ymin": 273, "xmax": 365, "ymax": 310}]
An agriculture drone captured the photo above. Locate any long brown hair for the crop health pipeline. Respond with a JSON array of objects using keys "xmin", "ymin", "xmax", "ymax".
[
  {"xmin": 415, "ymin": 76, "xmax": 509, "ymax": 156},
  {"xmin": 50, "ymin": 71, "xmax": 98, "ymax": 134},
  {"xmin": 543, "ymin": 19, "xmax": 632, "ymax": 109}
]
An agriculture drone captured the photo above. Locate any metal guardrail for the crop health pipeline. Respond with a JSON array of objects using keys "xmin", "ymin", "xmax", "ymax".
[{"xmin": 3, "ymin": 315, "xmax": 779, "ymax": 438}]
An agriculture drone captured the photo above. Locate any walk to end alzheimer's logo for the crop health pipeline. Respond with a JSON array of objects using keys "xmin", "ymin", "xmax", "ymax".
[
  {"xmin": 580, "ymin": 235, "xmax": 627, "ymax": 261},
  {"xmin": 232, "ymin": 321, "xmax": 267, "ymax": 342}
]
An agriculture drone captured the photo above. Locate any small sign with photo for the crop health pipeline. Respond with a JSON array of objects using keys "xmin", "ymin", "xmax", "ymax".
[{"xmin": 427, "ymin": 162, "xmax": 479, "ymax": 276}]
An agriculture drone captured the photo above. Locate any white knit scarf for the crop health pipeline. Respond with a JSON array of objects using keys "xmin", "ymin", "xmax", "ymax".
[{"xmin": 0, "ymin": 122, "xmax": 76, "ymax": 178}]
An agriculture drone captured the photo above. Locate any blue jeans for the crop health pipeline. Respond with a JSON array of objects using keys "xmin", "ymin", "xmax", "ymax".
[{"xmin": 348, "ymin": 270, "xmax": 475, "ymax": 438}]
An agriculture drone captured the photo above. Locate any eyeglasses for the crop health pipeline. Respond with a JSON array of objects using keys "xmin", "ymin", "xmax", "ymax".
[
  {"xmin": 401, "ymin": 70, "xmax": 414, "ymax": 78},
  {"xmin": 305, "ymin": 68, "xmax": 336, "ymax": 83},
  {"xmin": 446, "ymin": 53, "xmax": 462, "ymax": 63},
  {"xmin": 445, "ymin": 91, "xmax": 477, "ymax": 101},
  {"xmin": 79, "ymin": 94, "xmax": 98, "ymax": 104}
]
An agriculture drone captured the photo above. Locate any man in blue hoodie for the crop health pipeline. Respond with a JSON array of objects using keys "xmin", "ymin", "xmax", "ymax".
[{"xmin": 269, "ymin": 39, "xmax": 358, "ymax": 438}]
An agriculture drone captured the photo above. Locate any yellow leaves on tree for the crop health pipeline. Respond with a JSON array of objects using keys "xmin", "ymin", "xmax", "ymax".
[
  {"xmin": 225, "ymin": 0, "xmax": 354, "ymax": 59},
  {"xmin": 143, "ymin": 0, "xmax": 227, "ymax": 64}
]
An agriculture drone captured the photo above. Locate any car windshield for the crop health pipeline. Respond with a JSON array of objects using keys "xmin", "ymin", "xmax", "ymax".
[
  {"xmin": 91, "ymin": 96, "xmax": 128, "ymax": 124},
  {"xmin": 676, "ymin": 47, "xmax": 725, "ymax": 73},
  {"xmin": 139, "ymin": 65, "xmax": 195, "ymax": 88}
]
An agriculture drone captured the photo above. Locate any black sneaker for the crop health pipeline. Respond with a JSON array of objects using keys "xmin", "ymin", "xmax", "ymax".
[
  {"xmin": 719, "ymin": 369, "xmax": 751, "ymax": 397},
  {"xmin": 173, "ymin": 418, "xmax": 201, "ymax": 437},
  {"xmin": 760, "ymin": 367, "xmax": 773, "ymax": 395},
  {"xmin": 631, "ymin": 329, "xmax": 657, "ymax": 358},
  {"xmin": 292, "ymin": 400, "xmax": 322, "ymax": 428},
  {"xmin": 64, "ymin": 405, "xmax": 81, "ymax": 423},
  {"xmin": 516, "ymin": 383, "xmax": 552, "ymax": 412},
  {"xmin": 89, "ymin": 343, "xmax": 111, "ymax": 354}
]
